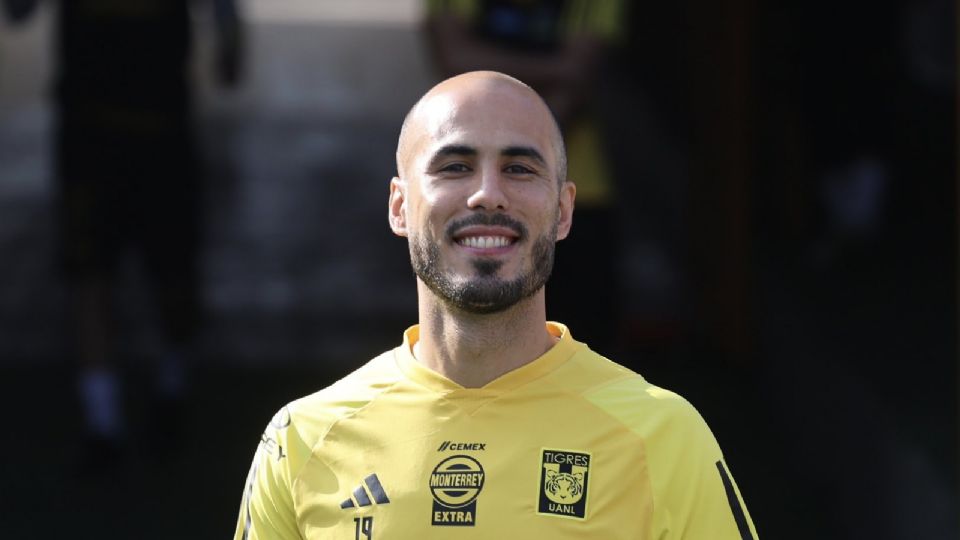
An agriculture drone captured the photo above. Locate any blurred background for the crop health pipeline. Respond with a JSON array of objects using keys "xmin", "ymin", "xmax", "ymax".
[{"xmin": 0, "ymin": 0, "xmax": 955, "ymax": 538}]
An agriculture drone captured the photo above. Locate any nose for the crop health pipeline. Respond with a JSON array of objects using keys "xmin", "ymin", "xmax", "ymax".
[{"xmin": 466, "ymin": 167, "xmax": 508, "ymax": 211}]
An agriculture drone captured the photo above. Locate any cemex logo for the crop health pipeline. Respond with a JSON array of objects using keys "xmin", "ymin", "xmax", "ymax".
[{"xmin": 437, "ymin": 441, "xmax": 486, "ymax": 452}]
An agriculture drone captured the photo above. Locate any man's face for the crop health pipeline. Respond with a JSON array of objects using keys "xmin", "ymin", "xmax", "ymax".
[{"xmin": 390, "ymin": 78, "xmax": 574, "ymax": 314}]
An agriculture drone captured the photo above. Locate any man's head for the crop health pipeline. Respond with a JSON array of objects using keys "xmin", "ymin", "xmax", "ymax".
[
  {"xmin": 397, "ymin": 73, "xmax": 568, "ymax": 185},
  {"xmin": 389, "ymin": 71, "xmax": 575, "ymax": 315}
]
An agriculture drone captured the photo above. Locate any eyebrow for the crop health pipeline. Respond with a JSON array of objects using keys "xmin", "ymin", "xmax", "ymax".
[
  {"xmin": 501, "ymin": 146, "xmax": 547, "ymax": 167},
  {"xmin": 427, "ymin": 144, "xmax": 547, "ymax": 168},
  {"xmin": 425, "ymin": 144, "xmax": 476, "ymax": 170},
  {"xmin": 433, "ymin": 144, "xmax": 477, "ymax": 159}
]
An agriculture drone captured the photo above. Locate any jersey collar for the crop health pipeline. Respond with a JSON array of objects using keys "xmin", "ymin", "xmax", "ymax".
[{"xmin": 394, "ymin": 322, "xmax": 581, "ymax": 393}]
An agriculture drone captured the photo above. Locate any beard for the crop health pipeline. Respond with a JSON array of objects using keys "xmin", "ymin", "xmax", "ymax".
[{"xmin": 410, "ymin": 213, "xmax": 558, "ymax": 315}]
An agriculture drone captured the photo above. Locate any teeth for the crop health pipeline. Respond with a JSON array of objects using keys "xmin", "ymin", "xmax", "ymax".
[{"xmin": 459, "ymin": 236, "xmax": 511, "ymax": 249}]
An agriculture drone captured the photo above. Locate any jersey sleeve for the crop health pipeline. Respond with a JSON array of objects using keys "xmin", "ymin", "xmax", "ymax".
[
  {"xmin": 233, "ymin": 407, "xmax": 306, "ymax": 540},
  {"xmin": 644, "ymin": 392, "xmax": 759, "ymax": 540},
  {"xmin": 584, "ymin": 378, "xmax": 759, "ymax": 539}
]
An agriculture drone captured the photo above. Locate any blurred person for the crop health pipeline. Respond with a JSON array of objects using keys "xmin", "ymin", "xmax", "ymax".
[
  {"xmin": 234, "ymin": 71, "xmax": 758, "ymax": 539},
  {"xmin": 8, "ymin": 0, "xmax": 243, "ymax": 464},
  {"xmin": 2, "ymin": 0, "xmax": 34, "ymax": 20},
  {"xmin": 424, "ymin": 0, "xmax": 625, "ymax": 351}
]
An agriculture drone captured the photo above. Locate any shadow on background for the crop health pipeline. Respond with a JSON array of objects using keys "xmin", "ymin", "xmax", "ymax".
[{"xmin": 0, "ymin": 0, "xmax": 955, "ymax": 538}]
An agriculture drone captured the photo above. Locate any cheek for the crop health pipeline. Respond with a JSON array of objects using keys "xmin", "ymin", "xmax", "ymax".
[
  {"xmin": 512, "ymin": 179, "xmax": 557, "ymax": 204},
  {"xmin": 405, "ymin": 204, "xmax": 448, "ymax": 244},
  {"xmin": 513, "ymin": 188, "xmax": 561, "ymax": 226},
  {"xmin": 417, "ymin": 188, "xmax": 464, "ymax": 224}
]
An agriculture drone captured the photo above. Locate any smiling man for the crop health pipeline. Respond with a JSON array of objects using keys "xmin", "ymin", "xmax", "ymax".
[{"xmin": 235, "ymin": 71, "xmax": 758, "ymax": 539}]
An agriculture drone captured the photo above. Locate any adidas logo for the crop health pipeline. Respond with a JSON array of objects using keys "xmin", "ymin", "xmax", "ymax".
[{"xmin": 339, "ymin": 474, "xmax": 391, "ymax": 509}]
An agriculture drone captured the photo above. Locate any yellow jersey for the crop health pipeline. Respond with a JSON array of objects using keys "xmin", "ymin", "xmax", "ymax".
[{"xmin": 234, "ymin": 323, "xmax": 758, "ymax": 539}]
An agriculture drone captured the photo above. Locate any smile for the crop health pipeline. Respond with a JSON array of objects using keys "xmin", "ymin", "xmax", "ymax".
[{"xmin": 457, "ymin": 236, "xmax": 514, "ymax": 249}]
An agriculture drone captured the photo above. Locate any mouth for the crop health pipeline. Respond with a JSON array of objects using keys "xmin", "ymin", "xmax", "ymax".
[
  {"xmin": 447, "ymin": 214, "xmax": 525, "ymax": 253},
  {"xmin": 452, "ymin": 229, "xmax": 520, "ymax": 254},
  {"xmin": 455, "ymin": 235, "xmax": 515, "ymax": 249}
]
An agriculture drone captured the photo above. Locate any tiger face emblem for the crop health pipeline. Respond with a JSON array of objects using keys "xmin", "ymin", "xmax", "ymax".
[{"xmin": 544, "ymin": 470, "xmax": 584, "ymax": 504}]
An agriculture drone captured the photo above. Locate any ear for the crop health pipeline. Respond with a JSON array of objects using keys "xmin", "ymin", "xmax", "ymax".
[
  {"xmin": 555, "ymin": 180, "xmax": 576, "ymax": 241},
  {"xmin": 388, "ymin": 176, "xmax": 408, "ymax": 237}
]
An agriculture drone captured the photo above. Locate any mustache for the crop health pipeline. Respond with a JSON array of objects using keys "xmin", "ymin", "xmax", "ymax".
[{"xmin": 446, "ymin": 213, "xmax": 527, "ymax": 239}]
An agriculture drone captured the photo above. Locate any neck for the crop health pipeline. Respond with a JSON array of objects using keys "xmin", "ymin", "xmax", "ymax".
[{"xmin": 413, "ymin": 281, "xmax": 557, "ymax": 388}]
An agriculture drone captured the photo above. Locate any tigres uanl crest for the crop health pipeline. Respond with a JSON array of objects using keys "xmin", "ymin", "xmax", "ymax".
[
  {"xmin": 543, "ymin": 468, "xmax": 585, "ymax": 504},
  {"xmin": 537, "ymin": 449, "xmax": 590, "ymax": 519}
]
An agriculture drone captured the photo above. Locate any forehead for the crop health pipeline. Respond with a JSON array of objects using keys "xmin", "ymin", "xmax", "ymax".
[{"xmin": 411, "ymin": 84, "xmax": 556, "ymax": 163}]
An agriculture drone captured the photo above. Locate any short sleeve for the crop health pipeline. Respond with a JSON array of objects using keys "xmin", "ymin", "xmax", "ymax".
[
  {"xmin": 233, "ymin": 407, "xmax": 304, "ymax": 540},
  {"xmin": 646, "ymin": 397, "xmax": 759, "ymax": 540},
  {"xmin": 584, "ymin": 378, "xmax": 759, "ymax": 539}
]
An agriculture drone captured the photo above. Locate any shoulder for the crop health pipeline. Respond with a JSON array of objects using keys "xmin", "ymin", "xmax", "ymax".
[
  {"xmin": 575, "ymin": 359, "xmax": 719, "ymax": 453},
  {"xmin": 280, "ymin": 350, "xmax": 404, "ymax": 448},
  {"xmin": 585, "ymin": 376, "xmax": 703, "ymax": 421},
  {"xmin": 248, "ymin": 349, "xmax": 403, "ymax": 467},
  {"xmin": 251, "ymin": 350, "xmax": 404, "ymax": 480},
  {"xmin": 236, "ymin": 349, "xmax": 406, "ymax": 537}
]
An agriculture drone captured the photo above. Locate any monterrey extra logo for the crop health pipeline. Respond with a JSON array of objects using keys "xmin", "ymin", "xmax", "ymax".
[{"xmin": 429, "ymin": 455, "xmax": 485, "ymax": 526}]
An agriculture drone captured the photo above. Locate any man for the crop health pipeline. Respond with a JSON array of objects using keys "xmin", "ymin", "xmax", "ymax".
[{"xmin": 235, "ymin": 71, "xmax": 758, "ymax": 539}]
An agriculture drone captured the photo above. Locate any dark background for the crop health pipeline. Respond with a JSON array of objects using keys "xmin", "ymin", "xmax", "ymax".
[{"xmin": 0, "ymin": 1, "xmax": 955, "ymax": 538}]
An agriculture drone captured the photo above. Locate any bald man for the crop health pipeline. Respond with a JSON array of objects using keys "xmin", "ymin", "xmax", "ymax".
[{"xmin": 234, "ymin": 72, "xmax": 758, "ymax": 539}]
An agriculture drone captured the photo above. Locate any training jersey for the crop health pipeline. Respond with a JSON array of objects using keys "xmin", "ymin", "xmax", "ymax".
[{"xmin": 234, "ymin": 323, "xmax": 758, "ymax": 539}]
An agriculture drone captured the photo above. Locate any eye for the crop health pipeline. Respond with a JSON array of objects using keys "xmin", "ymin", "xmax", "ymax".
[
  {"xmin": 504, "ymin": 164, "xmax": 535, "ymax": 175},
  {"xmin": 438, "ymin": 163, "xmax": 471, "ymax": 174}
]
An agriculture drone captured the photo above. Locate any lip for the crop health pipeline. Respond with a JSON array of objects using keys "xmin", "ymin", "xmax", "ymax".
[
  {"xmin": 452, "ymin": 226, "xmax": 520, "ymax": 254},
  {"xmin": 452, "ymin": 225, "xmax": 520, "ymax": 241}
]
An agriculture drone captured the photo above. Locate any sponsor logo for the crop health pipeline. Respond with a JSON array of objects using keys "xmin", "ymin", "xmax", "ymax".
[
  {"xmin": 437, "ymin": 441, "xmax": 487, "ymax": 452},
  {"xmin": 340, "ymin": 474, "xmax": 391, "ymax": 509},
  {"xmin": 429, "ymin": 455, "xmax": 485, "ymax": 526},
  {"xmin": 259, "ymin": 431, "xmax": 286, "ymax": 460},
  {"xmin": 260, "ymin": 406, "xmax": 292, "ymax": 460},
  {"xmin": 537, "ymin": 449, "xmax": 591, "ymax": 519}
]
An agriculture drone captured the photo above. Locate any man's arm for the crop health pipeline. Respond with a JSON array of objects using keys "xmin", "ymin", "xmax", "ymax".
[
  {"xmin": 233, "ymin": 407, "xmax": 303, "ymax": 540},
  {"xmin": 646, "ymin": 398, "xmax": 759, "ymax": 539},
  {"xmin": 585, "ymin": 379, "xmax": 759, "ymax": 538}
]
